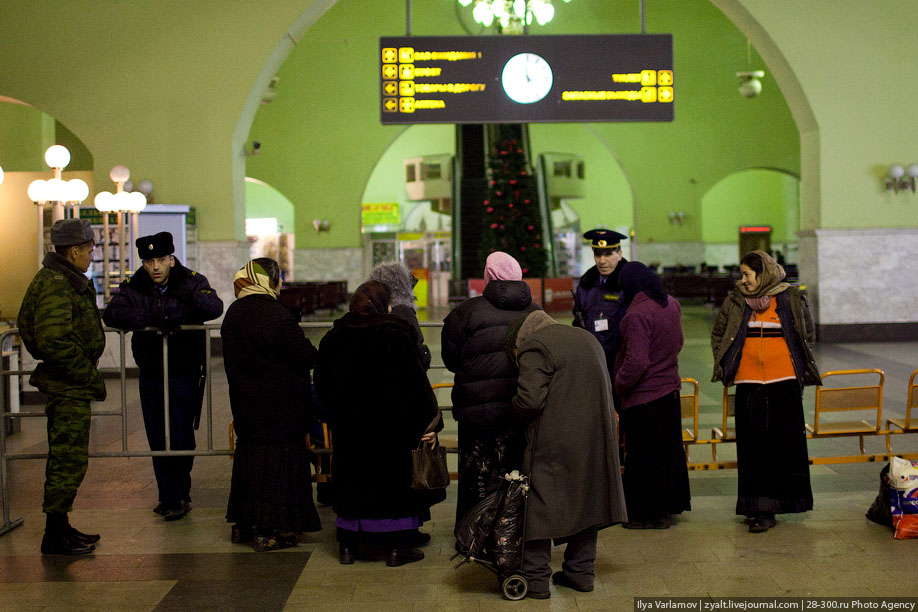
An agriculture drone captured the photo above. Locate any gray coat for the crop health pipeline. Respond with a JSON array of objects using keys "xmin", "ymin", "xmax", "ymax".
[{"xmin": 512, "ymin": 324, "xmax": 627, "ymax": 540}]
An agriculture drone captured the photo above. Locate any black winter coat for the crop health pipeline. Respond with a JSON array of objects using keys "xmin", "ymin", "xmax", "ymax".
[
  {"xmin": 441, "ymin": 280, "xmax": 539, "ymax": 427},
  {"xmin": 314, "ymin": 312, "xmax": 442, "ymax": 519},
  {"xmin": 221, "ymin": 294, "xmax": 317, "ymax": 443},
  {"xmin": 103, "ymin": 261, "xmax": 223, "ymax": 377}
]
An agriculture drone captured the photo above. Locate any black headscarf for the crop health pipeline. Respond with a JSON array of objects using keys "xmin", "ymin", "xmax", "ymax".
[
  {"xmin": 620, "ymin": 261, "xmax": 668, "ymax": 308},
  {"xmin": 349, "ymin": 280, "xmax": 390, "ymax": 316}
]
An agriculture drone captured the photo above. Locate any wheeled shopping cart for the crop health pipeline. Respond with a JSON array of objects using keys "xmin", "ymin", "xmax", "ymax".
[{"xmin": 451, "ymin": 470, "xmax": 530, "ymax": 600}]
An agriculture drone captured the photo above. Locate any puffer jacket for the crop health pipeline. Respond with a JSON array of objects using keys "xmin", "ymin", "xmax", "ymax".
[
  {"xmin": 18, "ymin": 252, "xmax": 106, "ymax": 401},
  {"xmin": 711, "ymin": 286, "xmax": 821, "ymax": 388},
  {"xmin": 441, "ymin": 280, "xmax": 539, "ymax": 426},
  {"xmin": 103, "ymin": 260, "xmax": 223, "ymax": 376}
]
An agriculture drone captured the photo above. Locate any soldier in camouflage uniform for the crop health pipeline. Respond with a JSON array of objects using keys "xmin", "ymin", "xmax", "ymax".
[{"xmin": 18, "ymin": 219, "xmax": 106, "ymax": 555}]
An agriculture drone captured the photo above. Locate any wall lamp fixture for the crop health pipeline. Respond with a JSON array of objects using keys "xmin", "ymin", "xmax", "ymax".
[
  {"xmin": 885, "ymin": 164, "xmax": 918, "ymax": 193},
  {"xmin": 668, "ymin": 211, "xmax": 686, "ymax": 225},
  {"xmin": 312, "ymin": 219, "xmax": 330, "ymax": 232}
]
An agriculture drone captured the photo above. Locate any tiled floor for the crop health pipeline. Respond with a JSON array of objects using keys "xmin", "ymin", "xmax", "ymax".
[{"xmin": 1, "ymin": 305, "xmax": 917, "ymax": 611}]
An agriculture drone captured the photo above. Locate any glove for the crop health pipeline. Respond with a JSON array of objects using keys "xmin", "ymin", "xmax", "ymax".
[{"xmin": 157, "ymin": 318, "xmax": 181, "ymax": 336}]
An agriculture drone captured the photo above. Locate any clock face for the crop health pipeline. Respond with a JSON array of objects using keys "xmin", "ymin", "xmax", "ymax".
[{"xmin": 501, "ymin": 53, "xmax": 553, "ymax": 104}]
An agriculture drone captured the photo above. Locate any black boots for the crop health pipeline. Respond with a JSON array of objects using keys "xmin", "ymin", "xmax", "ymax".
[{"xmin": 41, "ymin": 513, "xmax": 97, "ymax": 556}]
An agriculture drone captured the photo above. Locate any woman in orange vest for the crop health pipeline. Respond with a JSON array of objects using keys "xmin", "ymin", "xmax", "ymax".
[{"xmin": 711, "ymin": 250, "xmax": 821, "ymax": 533}]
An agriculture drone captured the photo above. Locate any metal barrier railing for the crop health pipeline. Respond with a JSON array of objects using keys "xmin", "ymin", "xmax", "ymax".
[{"xmin": 0, "ymin": 321, "xmax": 449, "ymax": 538}]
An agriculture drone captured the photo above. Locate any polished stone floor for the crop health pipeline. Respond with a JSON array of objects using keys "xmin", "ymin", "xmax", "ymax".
[{"xmin": 1, "ymin": 304, "xmax": 917, "ymax": 611}]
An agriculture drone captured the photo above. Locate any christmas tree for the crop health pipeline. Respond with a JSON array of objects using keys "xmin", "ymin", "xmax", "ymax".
[{"xmin": 478, "ymin": 129, "xmax": 548, "ymax": 277}]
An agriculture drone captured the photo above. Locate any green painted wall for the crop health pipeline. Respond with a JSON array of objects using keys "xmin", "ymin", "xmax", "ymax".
[
  {"xmin": 246, "ymin": 0, "xmax": 799, "ymax": 249},
  {"xmin": 701, "ymin": 169, "xmax": 799, "ymax": 243},
  {"xmin": 0, "ymin": 0, "xmax": 318, "ymax": 243},
  {"xmin": 529, "ymin": 124, "xmax": 633, "ymax": 234},
  {"xmin": 362, "ymin": 123, "xmax": 454, "ymax": 206},
  {"xmin": 0, "ymin": 103, "xmax": 54, "ymax": 171},
  {"xmin": 3, "ymin": 0, "xmax": 916, "ymax": 258},
  {"xmin": 244, "ymin": 178, "xmax": 296, "ymax": 234},
  {"xmin": 717, "ymin": 0, "xmax": 918, "ymax": 230}
]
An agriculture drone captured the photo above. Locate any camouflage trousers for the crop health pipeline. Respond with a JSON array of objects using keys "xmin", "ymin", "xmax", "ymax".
[{"xmin": 43, "ymin": 395, "xmax": 91, "ymax": 515}]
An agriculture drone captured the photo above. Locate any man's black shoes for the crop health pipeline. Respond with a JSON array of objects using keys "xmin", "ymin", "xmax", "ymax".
[
  {"xmin": 41, "ymin": 532, "xmax": 94, "ymax": 556},
  {"xmin": 162, "ymin": 501, "xmax": 192, "ymax": 522}
]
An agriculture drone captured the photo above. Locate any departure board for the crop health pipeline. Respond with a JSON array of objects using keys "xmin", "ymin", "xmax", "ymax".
[{"xmin": 380, "ymin": 34, "xmax": 673, "ymax": 124}]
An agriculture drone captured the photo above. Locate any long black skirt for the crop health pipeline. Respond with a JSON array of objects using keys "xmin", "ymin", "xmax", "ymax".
[
  {"xmin": 620, "ymin": 390, "xmax": 692, "ymax": 522},
  {"xmin": 226, "ymin": 438, "xmax": 322, "ymax": 533},
  {"xmin": 735, "ymin": 380, "xmax": 813, "ymax": 516},
  {"xmin": 455, "ymin": 421, "xmax": 525, "ymax": 523}
]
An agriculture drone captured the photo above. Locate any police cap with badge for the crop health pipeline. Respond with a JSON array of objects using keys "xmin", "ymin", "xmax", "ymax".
[
  {"xmin": 136, "ymin": 232, "xmax": 175, "ymax": 260},
  {"xmin": 583, "ymin": 228, "xmax": 627, "ymax": 252}
]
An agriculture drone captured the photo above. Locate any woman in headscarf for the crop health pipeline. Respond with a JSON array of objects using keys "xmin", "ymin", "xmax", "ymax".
[
  {"xmin": 441, "ymin": 251, "xmax": 539, "ymax": 525},
  {"xmin": 314, "ymin": 280, "xmax": 442, "ymax": 566},
  {"xmin": 368, "ymin": 261, "xmax": 431, "ymax": 370},
  {"xmin": 507, "ymin": 310, "xmax": 626, "ymax": 599},
  {"xmin": 614, "ymin": 261, "xmax": 691, "ymax": 529},
  {"xmin": 221, "ymin": 258, "xmax": 321, "ymax": 551},
  {"xmin": 711, "ymin": 250, "xmax": 820, "ymax": 533}
]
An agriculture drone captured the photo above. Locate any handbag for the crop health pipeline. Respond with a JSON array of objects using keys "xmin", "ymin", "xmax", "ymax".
[{"xmin": 411, "ymin": 411, "xmax": 450, "ymax": 491}]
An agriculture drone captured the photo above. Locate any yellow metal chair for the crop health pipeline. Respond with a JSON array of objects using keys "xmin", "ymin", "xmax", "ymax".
[
  {"xmin": 806, "ymin": 368, "xmax": 884, "ymax": 456},
  {"xmin": 229, "ymin": 420, "xmax": 334, "ymax": 483},
  {"xmin": 431, "ymin": 382, "xmax": 458, "ymax": 479},
  {"xmin": 886, "ymin": 368, "xmax": 918, "ymax": 453},
  {"xmin": 711, "ymin": 387, "xmax": 736, "ymax": 462},
  {"xmin": 680, "ymin": 378, "xmax": 699, "ymax": 463}
]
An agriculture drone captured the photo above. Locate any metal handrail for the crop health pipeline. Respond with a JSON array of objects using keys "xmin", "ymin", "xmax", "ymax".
[{"xmin": 0, "ymin": 320, "xmax": 448, "ymax": 537}]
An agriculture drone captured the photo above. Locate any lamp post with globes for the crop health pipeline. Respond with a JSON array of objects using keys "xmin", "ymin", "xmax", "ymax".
[
  {"xmin": 93, "ymin": 166, "xmax": 147, "ymax": 300},
  {"xmin": 26, "ymin": 145, "xmax": 90, "ymax": 269}
]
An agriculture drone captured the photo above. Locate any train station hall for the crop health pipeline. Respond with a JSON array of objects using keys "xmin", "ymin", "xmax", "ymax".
[{"xmin": 1, "ymin": 1, "xmax": 916, "ymax": 610}]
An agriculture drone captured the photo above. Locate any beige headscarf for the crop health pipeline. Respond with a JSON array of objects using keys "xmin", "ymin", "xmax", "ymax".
[
  {"xmin": 233, "ymin": 260, "xmax": 277, "ymax": 299},
  {"xmin": 505, "ymin": 310, "xmax": 557, "ymax": 361},
  {"xmin": 737, "ymin": 249, "xmax": 790, "ymax": 312}
]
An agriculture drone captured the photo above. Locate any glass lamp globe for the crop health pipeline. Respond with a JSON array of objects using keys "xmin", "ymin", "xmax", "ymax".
[
  {"xmin": 45, "ymin": 178, "xmax": 68, "ymax": 202},
  {"xmin": 888, "ymin": 164, "xmax": 905, "ymax": 179},
  {"xmin": 44, "ymin": 145, "xmax": 71, "ymax": 170},
  {"xmin": 906, "ymin": 164, "xmax": 918, "ymax": 179},
  {"xmin": 110, "ymin": 165, "xmax": 131, "ymax": 183},
  {"xmin": 28, "ymin": 179, "xmax": 48, "ymax": 203},
  {"xmin": 137, "ymin": 179, "xmax": 154, "ymax": 196},
  {"xmin": 68, "ymin": 179, "xmax": 90, "ymax": 203},
  {"xmin": 94, "ymin": 191, "xmax": 113, "ymax": 212}
]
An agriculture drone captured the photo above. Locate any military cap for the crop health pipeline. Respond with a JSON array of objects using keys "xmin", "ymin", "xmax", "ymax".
[
  {"xmin": 583, "ymin": 228, "xmax": 627, "ymax": 249},
  {"xmin": 50, "ymin": 219, "xmax": 94, "ymax": 247},
  {"xmin": 136, "ymin": 231, "xmax": 175, "ymax": 259}
]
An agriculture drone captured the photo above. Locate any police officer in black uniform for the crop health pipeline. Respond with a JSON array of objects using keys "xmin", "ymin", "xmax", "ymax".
[
  {"xmin": 103, "ymin": 232, "xmax": 223, "ymax": 521},
  {"xmin": 572, "ymin": 229, "xmax": 629, "ymax": 387}
]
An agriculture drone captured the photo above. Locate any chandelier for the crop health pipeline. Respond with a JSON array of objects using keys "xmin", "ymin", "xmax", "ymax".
[{"xmin": 458, "ymin": 0, "xmax": 571, "ymax": 32}]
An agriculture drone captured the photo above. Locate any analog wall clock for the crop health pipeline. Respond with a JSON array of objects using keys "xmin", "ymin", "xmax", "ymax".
[{"xmin": 501, "ymin": 52, "xmax": 553, "ymax": 104}]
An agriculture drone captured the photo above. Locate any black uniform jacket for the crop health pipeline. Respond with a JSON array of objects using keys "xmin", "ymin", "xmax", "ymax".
[{"xmin": 103, "ymin": 260, "xmax": 223, "ymax": 377}]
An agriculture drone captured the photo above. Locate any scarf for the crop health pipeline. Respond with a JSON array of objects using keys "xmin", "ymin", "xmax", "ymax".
[
  {"xmin": 349, "ymin": 280, "xmax": 390, "ymax": 316},
  {"xmin": 368, "ymin": 262, "xmax": 416, "ymax": 309},
  {"xmin": 484, "ymin": 251, "xmax": 523, "ymax": 283},
  {"xmin": 620, "ymin": 261, "xmax": 668, "ymax": 308},
  {"xmin": 233, "ymin": 260, "xmax": 277, "ymax": 299},
  {"xmin": 737, "ymin": 250, "xmax": 791, "ymax": 313},
  {"xmin": 505, "ymin": 310, "xmax": 557, "ymax": 360}
]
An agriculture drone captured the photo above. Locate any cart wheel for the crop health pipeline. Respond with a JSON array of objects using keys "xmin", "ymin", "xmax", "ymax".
[{"xmin": 502, "ymin": 574, "xmax": 528, "ymax": 600}]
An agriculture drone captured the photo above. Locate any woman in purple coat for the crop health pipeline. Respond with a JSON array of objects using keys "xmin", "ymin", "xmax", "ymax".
[{"xmin": 614, "ymin": 262, "xmax": 691, "ymax": 529}]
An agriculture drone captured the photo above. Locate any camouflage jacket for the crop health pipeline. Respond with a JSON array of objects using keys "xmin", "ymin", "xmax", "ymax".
[{"xmin": 18, "ymin": 252, "xmax": 106, "ymax": 401}]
